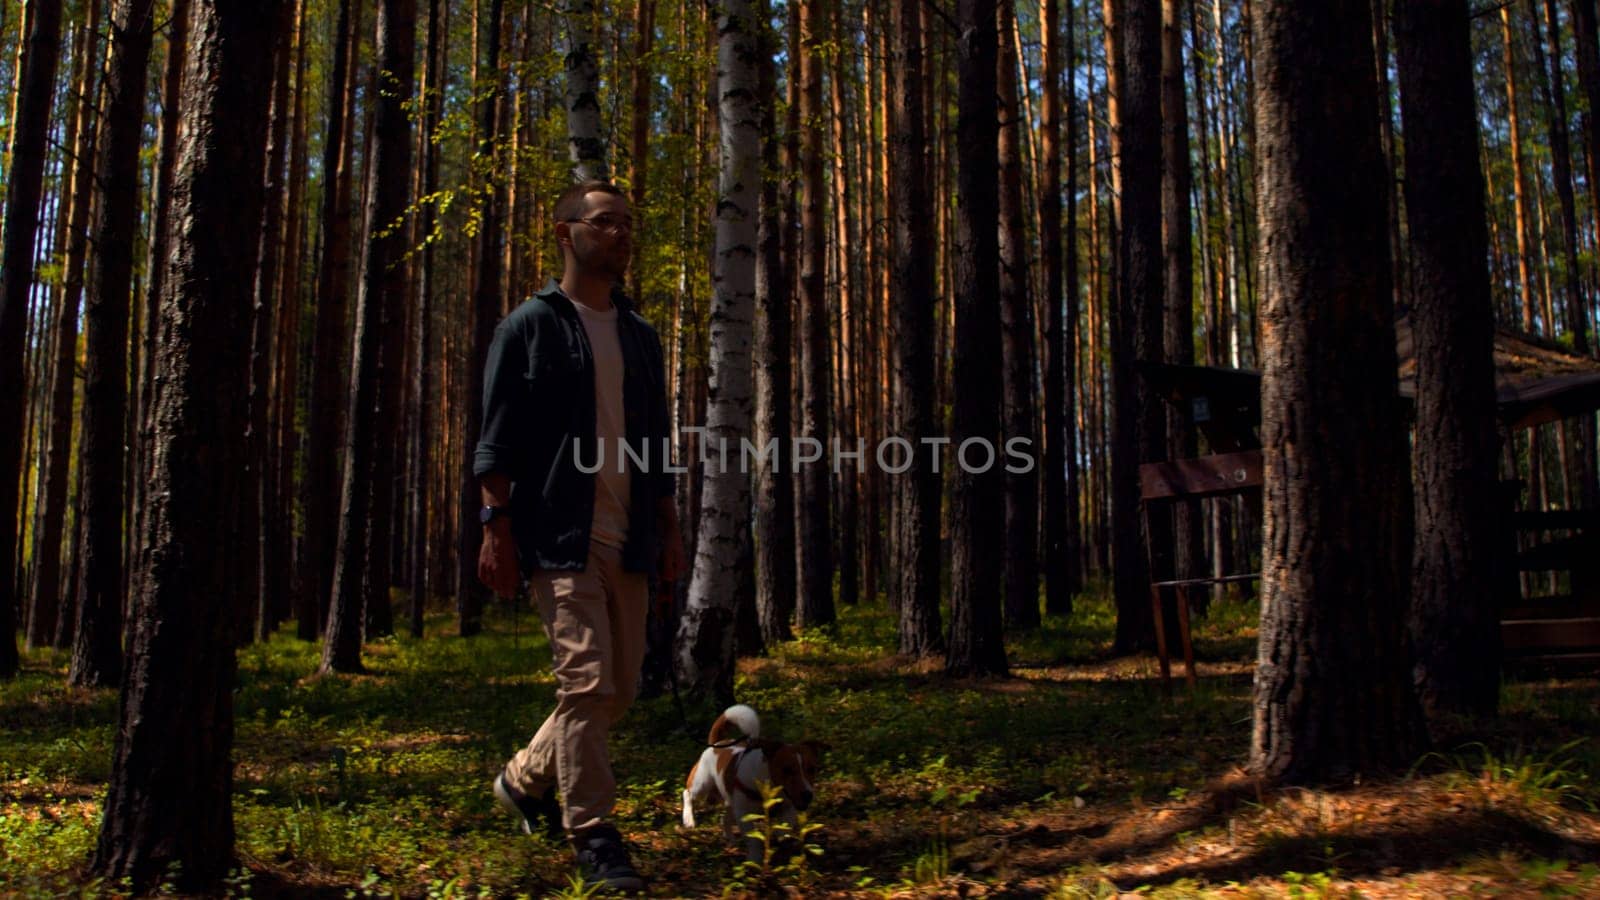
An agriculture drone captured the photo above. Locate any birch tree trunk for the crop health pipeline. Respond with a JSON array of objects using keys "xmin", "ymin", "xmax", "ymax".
[
  {"xmin": 677, "ymin": 0, "xmax": 760, "ymax": 701},
  {"xmin": 566, "ymin": 0, "xmax": 607, "ymax": 180}
]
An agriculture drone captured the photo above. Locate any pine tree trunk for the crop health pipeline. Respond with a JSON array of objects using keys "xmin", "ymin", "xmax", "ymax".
[
  {"xmin": 91, "ymin": 0, "xmax": 278, "ymax": 885},
  {"xmin": 677, "ymin": 0, "xmax": 760, "ymax": 701},
  {"xmin": 0, "ymin": 0, "xmax": 64, "ymax": 679},
  {"xmin": 1161, "ymin": 0, "xmax": 1203, "ymax": 592},
  {"xmin": 796, "ymin": 0, "xmax": 835, "ymax": 629},
  {"xmin": 946, "ymin": 0, "xmax": 1006, "ymax": 676},
  {"xmin": 1042, "ymin": 0, "xmax": 1077, "ymax": 616},
  {"xmin": 300, "ymin": 0, "xmax": 359, "ymax": 640},
  {"xmin": 1398, "ymin": 0, "xmax": 1504, "ymax": 720},
  {"xmin": 71, "ymin": 0, "xmax": 156, "ymax": 688},
  {"xmin": 998, "ymin": 0, "xmax": 1039, "ymax": 632},
  {"xmin": 1249, "ymin": 0, "xmax": 1425, "ymax": 783},
  {"xmin": 1503, "ymin": 5, "xmax": 1541, "ymax": 332},
  {"xmin": 324, "ymin": 0, "xmax": 417, "ymax": 674},
  {"xmin": 891, "ymin": 0, "xmax": 941, "ymax": 656},
  {"xmin": 27, "ymin": 9, "xmax": 98, "ymax": 652},
  {"xmin": 1112, "ymin": 0, "xmax": 1164, "ymax": 655},
  {"xmin": 754, "ymin": 0, "xmax": 796, "ymax": 646},
  {"xmin": 134, "ymin": 0, "xmax": 187, "ymax": 617},
  {"xmin": 459, "ymin": 0, "xmax": 507, "ymax": 637},
  {"xmin": 410, "ymin": 0, "xmax": 446, "ymax": 638},
  {"xmin": 242, "ymin": 0, "xmax": 295, "ymax": 644}
]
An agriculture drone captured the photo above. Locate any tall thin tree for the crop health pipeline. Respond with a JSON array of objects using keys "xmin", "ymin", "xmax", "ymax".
[
  {"xmin": 0, "ymin": 0, "xmax": 64, "ymax": 679},
  {"xmin": 71, "ymin": 0, "xmax": 156, "ymax": 687},
  {"xmin": 796, "ymin": 0, "xmax": 835, "ymax": 629},
  {"xmin": 324, "ymin": 0, "xmax": 418, "ymax": 674},
  {"xmin": 677, "ymin": 0, "xmax": 761, "ymax": 700},
  {"xmin": 890, "ymin": 0, "xmax": 942, "ymax": 656}
]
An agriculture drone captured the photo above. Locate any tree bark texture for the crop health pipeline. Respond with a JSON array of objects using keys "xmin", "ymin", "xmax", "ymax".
[
  {"xmin": 946, "ymin": 0, "xmax": 1006, "ymax": 677},
  {"xmin": 796, "ymin": 0, "xmax": 835, "ymax": 629},
  {"xmin": 678, "ymin": 0, "xmax": 760, "ymax": 701},
  {"xmin": 1113, "ymin": 0, "xmax": 1164, "ymax": 654},
  {"xmin": 753, "ymin": 0, "xmax": 796, "ymax": 647},
  {"xmin": 1249, "ymin": 0, "xmax": 1426, "ymax": 783},
  {"xmin": 1396, "ymin": 0, "xmax": 1503, "ymax": 719},
  {"xmin": 566, "ymin": 0, "xmax": 607, "ymax": 179},
  {"xmin": 91, "ymin": 0, "xmax": 278, "ymax": 887},
  {"xmin": 891, "ymin": 0, "xmax": 942, "ymax": 657},
  {"xmin": 998, "ymin": 0, "xmax": 1039, "ymax": 632}
]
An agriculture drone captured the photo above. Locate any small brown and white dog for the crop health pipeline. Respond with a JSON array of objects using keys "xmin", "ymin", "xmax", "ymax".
[{"xmin": 681, "ymin": 704, "xmax": 827, "ymax": 855}]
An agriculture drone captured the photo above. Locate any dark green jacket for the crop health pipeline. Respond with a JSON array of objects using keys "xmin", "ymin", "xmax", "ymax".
[{"xmin": 473, "ymin": 280, "xmax": 675, "ymax": 573}]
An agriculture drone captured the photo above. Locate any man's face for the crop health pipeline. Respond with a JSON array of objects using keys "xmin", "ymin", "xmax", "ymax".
[{"xmin": 560, "ymin": 191, "xmax": 633, "ymax": 281}]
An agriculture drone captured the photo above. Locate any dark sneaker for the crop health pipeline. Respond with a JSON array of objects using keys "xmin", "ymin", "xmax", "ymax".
[
  {"xmin": 573, "ymin": 824, "xmax": 645, "ymax": 893},
  {"xmin": 493, "ymin": 773, "xmax": 562, "ymax": 840}
]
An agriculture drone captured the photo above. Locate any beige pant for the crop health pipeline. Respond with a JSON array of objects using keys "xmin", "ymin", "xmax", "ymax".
[{"xmin": 503, "ymin": 542, "xmax": 648, "ymax": 834}]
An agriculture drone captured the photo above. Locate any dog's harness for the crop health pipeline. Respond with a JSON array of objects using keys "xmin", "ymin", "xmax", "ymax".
[{"xmin": 711, "ymin": 736, "xmax": 770, "ymax": 805}]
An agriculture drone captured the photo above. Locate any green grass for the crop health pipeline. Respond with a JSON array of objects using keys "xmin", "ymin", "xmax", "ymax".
[{"xmin": 3, "ymin": 589, "xmax": 1599, "ymax": 897}]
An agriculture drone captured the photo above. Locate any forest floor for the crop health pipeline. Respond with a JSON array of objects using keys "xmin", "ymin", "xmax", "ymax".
[{"xmin": 4, "ymin": 587, "xmax": 1600, "ymax": 898}]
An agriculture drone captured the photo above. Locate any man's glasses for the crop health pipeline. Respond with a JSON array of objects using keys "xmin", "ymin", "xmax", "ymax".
[{"xmin": 565, "ymin": 214, "xmax": 634, "ymax": 235}]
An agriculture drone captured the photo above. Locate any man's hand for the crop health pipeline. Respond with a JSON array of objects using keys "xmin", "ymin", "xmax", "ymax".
[
  {"xmin": 478, "ymin": 472, "xmax": 518, "ymax": 596},
  {"xmin": 478, "ymin": 519, "xmax": 520, "ymax": 596},
  {"xmin": 657, "ymin": 498, "xmax": 687, "ymax": 582}
]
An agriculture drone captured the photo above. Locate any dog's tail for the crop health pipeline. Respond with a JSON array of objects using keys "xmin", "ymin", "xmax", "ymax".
[{"xmin": 707, "ymin": 704, "xmax": 760, "ymax": 746}]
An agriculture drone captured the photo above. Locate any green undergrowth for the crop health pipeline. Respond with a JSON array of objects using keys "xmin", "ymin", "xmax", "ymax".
[{"xmin": 3, "ymin": 586, "xmax": 1599, "ymax": 897}]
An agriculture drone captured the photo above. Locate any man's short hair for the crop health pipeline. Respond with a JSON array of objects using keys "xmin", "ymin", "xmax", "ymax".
[{"xmin": 553, "ymin": 180, "xmax": 626, "ymax": 223}]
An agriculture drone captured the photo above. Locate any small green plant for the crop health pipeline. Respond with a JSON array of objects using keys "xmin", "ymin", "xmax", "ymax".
[
  {"xmin": 722, "ymin": 780, "xmax": 825, "ymax": 894},
  {"xmin": 1425, "ymin": 739, "xmax": 1592, "ymax": 809},
  {"xmin": 908, "ymin": 838, "xmax": 949, "ymax": 886}
]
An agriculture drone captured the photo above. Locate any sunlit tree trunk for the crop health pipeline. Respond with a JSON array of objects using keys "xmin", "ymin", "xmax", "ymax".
[
  {"xmin": 1503, "ymin": 5, "xmax": 1540, "ymax": 332},
  {"xmin": 677, "ymin": 0, "xmax": 760, "ymax": 700}
]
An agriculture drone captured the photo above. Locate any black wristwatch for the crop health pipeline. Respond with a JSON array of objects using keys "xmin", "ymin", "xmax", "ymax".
[{"xmin": 479, "ymin": 505, "xmax": 510, "ymax": 525}]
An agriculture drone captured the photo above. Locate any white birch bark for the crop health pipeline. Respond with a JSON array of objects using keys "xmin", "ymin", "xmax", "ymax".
[
  {"xmin": 675, "ymin": 0, "xmax": 760, "ymax": 699},
  {"xmin": 565, "ymin": 0, "xmax": 607, "ymax": 180}
]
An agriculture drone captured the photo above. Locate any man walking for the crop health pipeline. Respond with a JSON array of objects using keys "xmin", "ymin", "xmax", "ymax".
[{"xmin": 476, "ymin": 180, "xmax": 685, "ymax": 891}]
